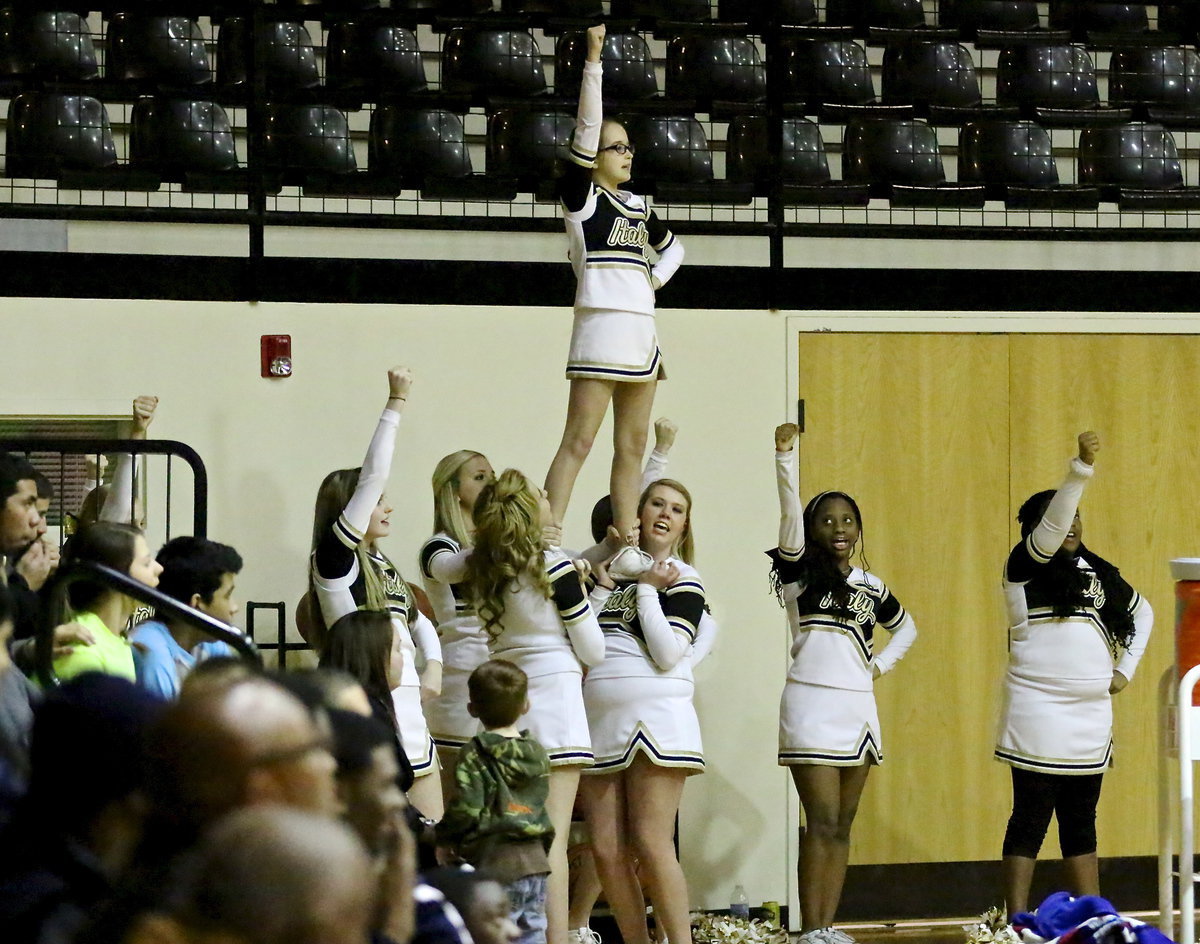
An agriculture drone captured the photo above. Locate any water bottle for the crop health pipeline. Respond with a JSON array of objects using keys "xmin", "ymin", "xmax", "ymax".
[{"xmin": 730, "ymin": 883, "xmax": 750, "ymax": 919}]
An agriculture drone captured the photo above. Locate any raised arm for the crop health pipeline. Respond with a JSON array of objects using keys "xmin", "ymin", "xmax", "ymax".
[
  {"xmin": 314, "ymin": 367, "xmax": 412, "ymax": 579},
  {"xmin": 640, "ymin": 417, "xmax": 676, "ymax": 489},
  {"xmin": 775, "ymin": 423, "xmax": 803, "ymax": 558},
  {"xmin": 560, "ymin": 24, "xmax": 605, "ymax": 213},
  {"xmin": 1007, "ymin": 432, "xmax": 1098, "ymax": 582},
  {"xmin": 100, "ymin": 395, "xmax": 157, "ymax": 524}
]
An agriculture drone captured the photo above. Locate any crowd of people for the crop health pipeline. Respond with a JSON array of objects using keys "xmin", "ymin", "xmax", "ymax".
[{"xmin": 0, "ymin": 21, "xmax": 1156, "ymax": 944}]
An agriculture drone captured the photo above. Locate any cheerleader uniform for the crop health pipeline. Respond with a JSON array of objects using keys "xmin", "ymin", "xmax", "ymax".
[
  {"xmin": 773, "ymin": 448, "xmax": 917, "ymax": 766},
  {"xmin": 584, "ymin": 563, "xmax": 707, "ymax": 773},
  {"xmin": 488, "ymin": 549, "xmax": 606, "ymax": 766},
  {"xmin": 559, "ymin": 60, "xmax": 684, "ymax": 383},
  {"xmin": 995, "ymin": 457, "xmax": 1153, "ymax": 775},
  {"xmin": 312, "ymin": 407, "xmax": 442, "ymax": 775},
  {"xmin": 420, "ymin": 532, "xmax": 487, "ymax": 749}
]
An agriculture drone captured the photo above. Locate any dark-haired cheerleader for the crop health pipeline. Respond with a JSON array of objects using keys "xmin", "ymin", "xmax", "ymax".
[
  {"xmin": 770, "ymin": 424, "xmax": 917, "ymax": 944},
  {"xmin": 997, "ymin": 431, "xmax": 1153, "ymax": 918}
]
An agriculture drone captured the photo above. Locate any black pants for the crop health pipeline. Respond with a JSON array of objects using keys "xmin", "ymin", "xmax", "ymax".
[{"xmin": 1002, "ymin": 767, "xmax": 1104, "ymax": 858}]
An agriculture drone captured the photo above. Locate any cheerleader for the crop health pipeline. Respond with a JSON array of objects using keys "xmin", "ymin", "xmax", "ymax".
[
  {"xmin": 420, "ymin": 449, "xmax": 496, "ymax": 799},
  {"xmin": 771, "ymin": 423, "xmax": 916, "ymax": 944},
  {"xmin": 463, "ymin": 469, "xmax": 605, "ymax": 944},
  {"xmin": 309, "ymin": 366, "xmax": 444, "ymax": 820},
  {"xmin": 582, "ymin": 478, "xmax": 706, "ymax": 944},
  {"xmin": 544, "ymin": 23, "xmax": 685, "ymax": 548},
  {"xmin": 997, "ymin": 431, "xmax": 1152, "ymax": 917}
]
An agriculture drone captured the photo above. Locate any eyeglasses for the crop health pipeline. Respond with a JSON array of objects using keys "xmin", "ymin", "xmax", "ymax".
[{"xmin": 600, "ymin": 143, "xmax": 635, "ymax": 156}]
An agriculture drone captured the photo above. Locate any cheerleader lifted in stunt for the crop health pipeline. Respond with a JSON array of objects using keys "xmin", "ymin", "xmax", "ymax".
[{"xmin": 544, "ymin": 23, "xmax": 685, "ymax": 556}]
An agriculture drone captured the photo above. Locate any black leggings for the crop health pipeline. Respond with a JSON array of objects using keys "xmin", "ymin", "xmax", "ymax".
[{"xmin": 1002, "ymin": 767, "xmax": 1104, "ymax": 858}]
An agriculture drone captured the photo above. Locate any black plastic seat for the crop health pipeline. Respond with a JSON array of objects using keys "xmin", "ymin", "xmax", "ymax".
[
  {"xmin": 622, "ymin": 114, "xmax": 751, "ymax": 203},
  {"xmin": 665, "ymin": 34, "xmax": 766, "ymax": 107},
  {"xmin": 0, "ymin": 9, "xmax": 97, "ymax": 81},
  {"xmin": 441, "ymin": 29, "xmax": 547, "ymax": 101},
  {"xmin": 263, "ymin": 104, "xmax": 356, "ymax": 178},
  {"xmin": 130, "ymin": 98, "xmax": 241, "ymax": 186},
  {"xmin": 726, "ymin": 115, "xmax": 869, "ymax": 204},
  {"xmin": 940, "ymin": 0, "xmax": 1041, "ymax": 38},
  {"xmin": 883, "ymin": 41, "xmax": 1019, "ymax": 122},
  {"xmin": 997, "ymin": 44, "xmax": 1132, "ymax": 124},
  {"xmin": 1109, "ymin": 46, "xmax": 1200, "ymax": 126},
  {"xmin": 826, "ymin": 0, "xmax": 927, "ymax": 36},
  {"xmin": 555, "ymin": 30, "xmax": 658, "ymax": 103},
  {"xmin": 783, "ymin": 38, "xmax": 913, "ymax": 120},
  {"xmin": 8, "ymin": 92, "xmax": 113, "ymax": 175},
  {"xmin": 1078, "ymin": 121, "xmax": 1200, "ymax": 207},
  {"xmin": 502, "ymin": 0, "xmax": 603, "ymax": 17},
  {"xmin": 392, "ymin": 0, "xmax": 490, "ymax": 16},
  {"xmin": 218, "ymin": 19, "xmax": 320, "ymax": 93},
  {"xmin": 719, "ymin": 0, "xmax": 817, "ymax": 26},
  {"xmin": 326, "ymin": 22, "xmax": 427, "ymax": 98},
  {"xmin": 959, "ymin": 119, "xmax": 1100, "ymax": 207},
  {"xmin": 106, "ymin": 15, "xmax": 211, "ymax": 88},
  {"xmin": 610, "ymin": 0, "xmax": 711, "ymax": 24},
  {"xmin": 1048, "ymin": 0, "xmax": 1149, "ymax": 42},
  {"xmin": 842, "ymin": 118, "xmax": 986, "ymax": 205},
  {"xmin": 488, "ymin": 106, "xmax": 573, "ymax": 194}
]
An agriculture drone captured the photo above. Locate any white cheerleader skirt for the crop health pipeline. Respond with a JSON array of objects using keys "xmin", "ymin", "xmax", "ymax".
[
  {"xmin": 392, "ymin": 683, "xmax": 436, "ymax": 775},
  {"xmin": 425, "ymin": 666, "xmax": 482, "ymax": 749},
  {"xmin": 995, "ymin": 672, "xmax": 1113, "ymax": 774},
  {"xmin": 566, "ymin": 308, "xmax": 666, "ymax": 383},
  {"xmin": 778, "ymin": 680, "xmax": 882, "ymax": 767},
  {"xmin": 583, "ymin": 675, "xmax": 704, "ymax": 774},
  {"xmin": 519, "ymin": 671, "xmax": 594, "ymax": 767}
]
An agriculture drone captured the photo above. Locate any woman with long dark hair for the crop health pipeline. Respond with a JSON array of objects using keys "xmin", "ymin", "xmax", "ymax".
[
  {"xmin": 997, "ymin": 431, "xmax": 1153, "ymax": 917},
  {"xmin": 770, "ymin": 423, "xmax": 917, "ymax": 944}
]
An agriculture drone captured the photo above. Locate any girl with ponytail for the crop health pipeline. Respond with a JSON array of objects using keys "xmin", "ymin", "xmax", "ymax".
[{"xmin": 463, "ymin": 468, "xmax": 604, "ymax": 944}]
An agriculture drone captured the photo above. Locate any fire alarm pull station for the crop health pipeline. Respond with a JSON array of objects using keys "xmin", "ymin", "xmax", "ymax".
[{"xmin": 261, "ymin": 335, "xmax": 292, "ymax": 378}]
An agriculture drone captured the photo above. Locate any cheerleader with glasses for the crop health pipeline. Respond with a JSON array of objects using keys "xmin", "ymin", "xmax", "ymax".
[{"xmin": 544, "ymin": 23, "xmax": 685, "ymax": 561}]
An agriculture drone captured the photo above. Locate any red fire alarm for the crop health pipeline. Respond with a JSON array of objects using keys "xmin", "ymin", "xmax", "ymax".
[{"xmin": 261, "ymin": 335, "xmax": 292, "ymax": 378}]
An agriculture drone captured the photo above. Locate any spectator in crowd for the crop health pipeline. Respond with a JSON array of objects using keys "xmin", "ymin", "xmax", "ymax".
[
  {"xmin": 123, "ymin": 807, "xmax": 377, "ymax": 944},
  {"xmin": 0, "ymin": 584, "xmax": 35, "ymax": 807},
  {"xmin": 425, "ymin": 867, "xmax": 520, "ymax": 944},
  {"xmin": 0, "ymin": 451, "xmax": 41, "ymax": 569},
  {"xmin": 0, "ymin": 674, "xmax": 163, "ymax": 944},
  {"xmin": 131, "ymin": 536, "xmax": 244, "ymax": 699}
]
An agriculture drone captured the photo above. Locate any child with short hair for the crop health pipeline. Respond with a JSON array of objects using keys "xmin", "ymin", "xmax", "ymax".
[{"xmin": 436, "ymin": 659, "xmax": 554, "ymax": 944}]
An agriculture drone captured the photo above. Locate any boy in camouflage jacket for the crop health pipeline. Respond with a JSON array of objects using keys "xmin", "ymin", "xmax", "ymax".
[{"xmin": 437, "ymin": 659, "xmax": 554, "ymax": 944}]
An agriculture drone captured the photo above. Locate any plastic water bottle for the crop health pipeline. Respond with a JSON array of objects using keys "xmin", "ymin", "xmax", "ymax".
[{"xmin": 730, "ymin": 884, "xmax": 750, "ymax": 919}]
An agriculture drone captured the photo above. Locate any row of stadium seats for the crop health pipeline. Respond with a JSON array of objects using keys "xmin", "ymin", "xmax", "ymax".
[
  {"xmin": 6, "ymin": 10, "xmax": 1200, "ymax": 126},
  {"xmin": 10, "ymin": 90, "xmax": 1196, "ymax": 212}
]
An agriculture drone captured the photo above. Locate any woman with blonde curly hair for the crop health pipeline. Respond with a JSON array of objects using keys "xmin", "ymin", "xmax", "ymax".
[
  {"xmin": 420, "ymin": 448, "xmax": 495, "ymax": 799},
  {"xmin": 308, "ymin": 366, "xmax": 444, "ymax": 820},
  {"xmin": 463, "ymin": 468, "xmax": 605, "ymax": 944}
]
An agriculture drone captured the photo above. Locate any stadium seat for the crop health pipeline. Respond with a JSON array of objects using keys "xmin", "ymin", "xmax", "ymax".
[
  {"xmin": 130, "ymin": 98, "xmax": 241, "ymax": 184},
  {"xmin": 218, "ymin": 19, "xmax": 320, "ymax": 93},
  {"xmin": 441, "ymin": 28, "xmax": 547, "ymax": 101},
  {"xmin": 726, "ymin": 115, "xmax": 869, "ymax": 204},
  {"xmin": 389, "ymin": 0, "xmax": 491, "ymax": 17},
  {"xmin": 502, "ymin": 0, "xmax": 604, "ymax": 18},
  {"xmin": 325, "ymin": 22, "xmax": 427, "ymax": 98},
  {"xmin": 622, "ymin": 114, "xmax": 753, "ymax": 203},
  {"xmin": 106, "ymin": 15, "xmax": 211, "ymax": 88},
  {"xmin": 882, "ymin": 41, "xmax": 1019, "ymax": 123},
  {"xmin": 488, "ymin": 106, "xmax": 573, "ymax": 194},
  {"xmin": 842, "ymin": 117, "xmax": 986, "ymax": 205},
  {"xmin": 826, "ymin": 0, "xmax": 927, "ymax": 37},
  {"xmin": 610, "ymin": 0, "xmax": 711, "ymax": 25},
  {"xmin": 1078, "ymin": 121, "xmax": 1200, "ymax": 207},
  {"xmin": 719, "ymin": 0, "xmax": 818, "ymax": 27},
  {"xmin": 783, "ymin": 37, "xmax": 914, "ymax": 120},
  {"xmin": 263, "ymin": 104, "xmax": 356, "ymax": 176},
  {"xmin": 0, "ymin": 9, "xmax": 97, "ymax": 81},
  {"xmin": 1109, "ymin": 46, "xmax": 1200, "ymax": 125},
  {"xmin": 997, "ymin": 44, "xmax": 1132, "ymax": 124},
  {"xmin": 939, "ymin": 0, "xmax": 1041, "ymax": 39},
  {"xmin": 959, "ymin": 119, "xmax": 1100, "ymax": 207},
  {"xmin": 555, "ymin": 30, "xmax": 658, "ymax": 103},
  {"xmin": 1048, "ymin": 0, "xmax": 1149, "ymax": 42},
  {"xmin": 665, "ymin": 33, "xmax": 766, "ymax": 107}
]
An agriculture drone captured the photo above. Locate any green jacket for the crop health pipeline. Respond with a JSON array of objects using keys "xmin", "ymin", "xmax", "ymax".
[{"xmin": 436, "ymin": 730, "xmax": 554, "ymax": 863}]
